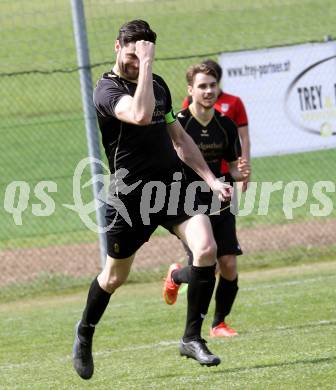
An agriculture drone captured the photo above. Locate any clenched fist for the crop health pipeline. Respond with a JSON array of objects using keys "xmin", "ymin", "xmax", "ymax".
[
  {"xmin": 210, "ymin": 179, "xmax": 233, "ymax": 202},
  {"xmin": 135, "ymin": 40, "xmax": 155, "ymax": 64}
]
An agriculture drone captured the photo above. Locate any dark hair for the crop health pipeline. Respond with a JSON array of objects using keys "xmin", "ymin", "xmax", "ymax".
[
  {"xmin": 117, "ymin": 20, "xmax": 157, "ymax": 46},
  {"xmin": 201, "ymin": 59, "xmax": 222, "ymax": 82},
  {"xmin": 186, "ymin": 63, "xmax": 218, "ymax": 85}
]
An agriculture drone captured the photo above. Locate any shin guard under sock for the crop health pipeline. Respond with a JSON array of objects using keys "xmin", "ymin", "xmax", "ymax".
[
  {"xmin": 81, "ymin": 277, "xmax": 112, "ymax": 328},
  {"xmin": 212, "ymin": 276, "xmax": 239, "ymax": 328}
]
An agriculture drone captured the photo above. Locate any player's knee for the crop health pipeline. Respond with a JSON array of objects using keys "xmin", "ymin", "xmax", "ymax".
[
  {"xmin": 193, "ymin": 241, "xmax": 217, "ymax": 266},
  {"xmin": 218, "ymin": 255, "xmax": 237, "ymax": 279},
  {"xmin": 99, "ymin": 274, "xmax": 127, "ymax": 293}
]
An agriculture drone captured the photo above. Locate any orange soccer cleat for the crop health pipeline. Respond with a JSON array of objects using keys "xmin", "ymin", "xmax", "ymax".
[
  {"xmin": 163, "ymin": 263, "xmax": 182, "ymax": 305},
  {"xmin": 210, "ymin": 322, "xmax": 238, "ymax": 337}
]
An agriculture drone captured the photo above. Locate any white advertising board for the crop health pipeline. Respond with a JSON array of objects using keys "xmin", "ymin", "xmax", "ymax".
[{"xmin": 219, "ymin": 42, "xmax": 336, "ymax": 157}]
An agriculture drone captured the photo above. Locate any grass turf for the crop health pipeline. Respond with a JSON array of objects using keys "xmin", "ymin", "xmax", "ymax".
[{"xmin": 0, "ymin": 260, "xmax": 335, "ymax": 389}]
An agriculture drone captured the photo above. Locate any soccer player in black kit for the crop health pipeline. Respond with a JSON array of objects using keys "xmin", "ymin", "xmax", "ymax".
[
  {"xmin": 163, "ymin": 63, "xmax": 250, "ymax": 336},
  {"xmin": 72, "ymin": 20, "xmax": 234, "ymax": 379}
]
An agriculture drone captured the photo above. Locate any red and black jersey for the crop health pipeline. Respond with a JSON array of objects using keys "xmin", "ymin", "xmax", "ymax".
[
  {"xmin": 177, "ymin": 107, "xmax": 241, "ymax": 205},
  {"xmin": 94, "ymin": 71, "xmax": 181, "ymax": 187},
  {"xmin": 181, "ymin": 91, "xmax": 248, "ymax": 127}
]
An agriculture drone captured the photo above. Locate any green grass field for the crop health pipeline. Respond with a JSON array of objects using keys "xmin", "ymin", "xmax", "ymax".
[
  {"xmin": 1, "ymin": 4, "xmax": 335, "ymax": 386},
  {"xmin": 1, "ymin": 261, "xmax": 335, "ymax": 389}
]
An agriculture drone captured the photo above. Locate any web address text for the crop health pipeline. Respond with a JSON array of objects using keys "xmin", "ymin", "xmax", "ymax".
[{"xmin": 226, "ymin": 60, "xmax": 291, "ymax": 78}]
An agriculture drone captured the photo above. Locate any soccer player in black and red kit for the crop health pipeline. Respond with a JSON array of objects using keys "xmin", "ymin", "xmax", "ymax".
[
  {"xmin": 182, "ymin": 59, "xmax": 251, "ymax": 189},
  {"xmin": 72, "ymin": 20, "xmax": 235, "ymax": 379},
  {"xmin": 163, "ymin": 63, "xmax": 250, "ymax": 337}
]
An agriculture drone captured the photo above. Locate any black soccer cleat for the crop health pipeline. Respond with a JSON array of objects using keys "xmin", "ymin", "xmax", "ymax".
[
  {"xmin": 179, "ymin": 338, "xmax": 221, "ymax": 367},
  {"xmin": 73, "ymin": 321, "xmax": 95, "ymax": 380}
]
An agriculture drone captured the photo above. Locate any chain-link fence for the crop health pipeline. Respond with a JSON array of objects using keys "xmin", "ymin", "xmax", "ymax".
[{"xmin": 1, "ymin": 0, "xmax": 336, "ymax": 299}]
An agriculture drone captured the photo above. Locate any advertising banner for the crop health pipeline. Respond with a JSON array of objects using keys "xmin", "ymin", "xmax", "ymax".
[{"xmin": 219, "ymin": 42, "xmax": 336, "ymax": 157}]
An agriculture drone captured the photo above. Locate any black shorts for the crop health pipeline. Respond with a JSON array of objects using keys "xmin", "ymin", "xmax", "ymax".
[
  {"xmin": 104, "ymin": 181, "xmax": 197, "ymax": 258},
  {"xmin": 210, "ymin": 211, "xmax": 242, "ymax": 257},
  {"xmin": 183, "ymin": 210, "xmax": 242, "ymax": 265}
]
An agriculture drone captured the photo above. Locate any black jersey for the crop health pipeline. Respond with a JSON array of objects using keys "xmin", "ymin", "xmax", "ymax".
[
  {"xmin": 177, "ymin": 107, "xmax": 241, "ymax": 206},
  {"xmin": 93, "ymin": 71, "xmax": 181, "ymax": 187}
]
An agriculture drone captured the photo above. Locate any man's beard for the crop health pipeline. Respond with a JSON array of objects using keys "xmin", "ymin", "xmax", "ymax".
[{"xmin": 120, "ymin": 61, "xmax": 139, "ymax": 80}]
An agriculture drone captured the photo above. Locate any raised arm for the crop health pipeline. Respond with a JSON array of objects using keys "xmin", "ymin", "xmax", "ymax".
[{"xmin": 114, "ymin": 40, "xmax": 156, "ymax": 125}]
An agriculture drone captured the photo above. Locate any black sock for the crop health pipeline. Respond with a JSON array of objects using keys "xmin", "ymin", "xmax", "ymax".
[
  {"xmin": 81, "ymin": 277, "xmax": 112, "ymax": 329},
  {"xmin": 172, "ymin": 265, "xmax": 191, "ymax": 284},
  {"xmin": 183, "ymin": 265, "xmax": 216, "ymax": 341},
  {"xmin": 212, "ymin": 276, "xmax": 239, "ymax": 328}
]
